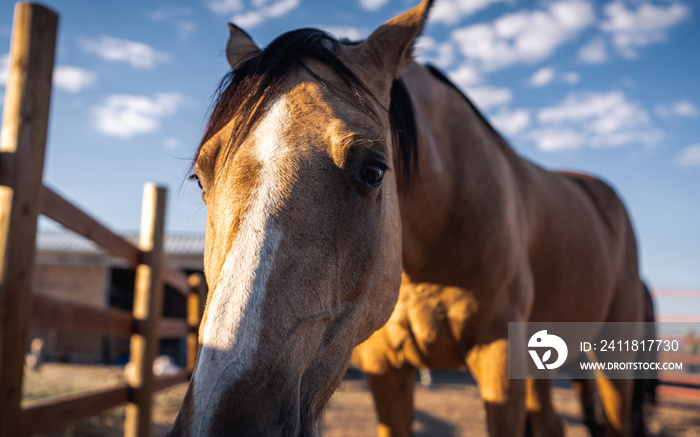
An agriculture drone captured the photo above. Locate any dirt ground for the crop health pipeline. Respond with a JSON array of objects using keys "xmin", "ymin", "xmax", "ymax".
[{"xmin": 22, "ymin": 364, "xmax": 700, "ymax": 436}]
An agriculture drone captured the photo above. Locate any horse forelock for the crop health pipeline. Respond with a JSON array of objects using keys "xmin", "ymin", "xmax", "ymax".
[{"xmin": 193, "ymin": 27, "xmax": 419, "ymax": 187}]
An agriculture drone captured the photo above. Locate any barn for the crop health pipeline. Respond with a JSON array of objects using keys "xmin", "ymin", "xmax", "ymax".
[{"xmin": 31, "ymin": 230, "xmax": 205, "ymax": 365}]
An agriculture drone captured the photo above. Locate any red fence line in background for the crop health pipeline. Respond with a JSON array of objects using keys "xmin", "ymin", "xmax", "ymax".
[
  {"xmin": 656, "ymin": 314, "xmax": 700, "ymax": 323},
  {"xmin": 653, "ymin": 288, "xmax": 700, "ymax": 401},
  {"xmin": 652, "ymin": 289, "xmax": 700, "ymax": 299}
]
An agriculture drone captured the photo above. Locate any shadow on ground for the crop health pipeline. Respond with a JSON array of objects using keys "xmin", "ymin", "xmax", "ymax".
[{"xmin": 414, "ymin": 409, "xmax": 459, "ymax": 437}]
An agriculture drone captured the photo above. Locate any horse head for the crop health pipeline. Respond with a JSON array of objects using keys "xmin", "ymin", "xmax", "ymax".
[{"xmin": 168, "ymin": 1, "xmax": 433, "ymax": 435}]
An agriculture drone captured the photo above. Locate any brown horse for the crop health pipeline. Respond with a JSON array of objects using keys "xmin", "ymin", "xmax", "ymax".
[
  {"xmin": 353, "ymin": 281, "xmax": 655, "ymax": 437},
  {"xmin": 169, "ymin": 1, "xmax": 647, "ymax": 435}
]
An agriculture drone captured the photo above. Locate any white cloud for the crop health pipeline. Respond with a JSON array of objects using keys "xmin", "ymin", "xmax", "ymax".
[
  {"xmin": 464, "ymin": 85, "xmax": 513, "ymax": 110},
  {"xmin": 207, "ymin": 0, "xmax": 244, "ymax": 15},
  {"xmin": 147, "ymin": 7, "xmax": 196, "ymax": 41},
  {"xmin": 430, "ymin": 0, "xmax": 509, "ymax": 26},
  {"xmin": 92, "ymin": 93, "xmax": 183, "ymax": 138},
  {"xmin": 528, "ymin": 68, "xmax": 580, "ymax": 87},
  {"xmin": 539, "ymin": 91, "xmax": 645, "ymax": 129},
  {"xmin": 451, "ymin": 0, "xmax": 595, "ymax": 71},
  {"xmin": 358, "ymin": 0, "xmax": 389, "ymax": 12},
  {"xmin": 672, "ymin": 101, "xmax": 699, "ymax": 118},
  {"xmin": 529, "ymin": 67, "xmax": 555, "ymax": 87},
  {"xmin": 446, "ymin": 65, "xmax": 511, "ymax": 110},
  {"xmin": 527, "ymin": 128, "xmax": 586, "ymax": 151},
  {"xmin": 232, "ymin": 0, "xmax": 300, "ymax": 28},
  {"xmin": 676, "ymin": 144, "xmax": 700, "ymax": 167},
  {"xmin": 233, "ymin": 11, "xmax": 265, "ymax": 28},
  {"xmin": 175, "ymin": 20, "xmax": 197, "ymax": 41},
  {"xmin": 578, "ymin": 36, "xmax": 607, "ymax": 63},
  {"xmin": 601, "ymin": 1, "xmax": 689, "ymax": 58},
  {"xmin": 447, "ymin": 65, "xmax": 482, "ymax": 88},
  {"xmin": 655, "ymin": 100, "xmax": 699, "ymax": 119},
  {"xmin": 490, "ymin": 108, "xmax": 531, "ymax": 136},
  {"xmin": 320, "ymin": 26, "xmax": 367, "ymax": 42},
  {"xmin": 561, "ymin": 71, "xmax": 580, "ymax": 84},
  {"xmin": 532, "ymin": 90, "xmax": 663, "ymax": 151},
  {"xmin": 0, "ymin": 53, "xmax": 8, "ymax": 86},
  {"xmin": 81, "ymin": 35, "xmax": 172, "ymax": 69},
  {"xmin": 416, "ymin": 36, "xmax": 457, "ymax": 69},
  {"xmin": 53, "ymin": 66, "xmax": 97, "ymax": 93},
  {"xmin": 3, "ymin": 57, "xmax": 97, "ymax": 95},
  {"xmin": 149, "ymin": 6, "xmax": 192, "ymax": 21}
]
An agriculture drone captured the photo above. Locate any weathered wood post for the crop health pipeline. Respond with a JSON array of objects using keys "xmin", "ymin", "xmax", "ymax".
[
  {"xmin": 125, "ymin": 183, "xmax": 168, "ymax": 437},
  {"xmin": 0, "ymin": 3, "xmax": 58, "ymax": 436},
  {"xmin": 186, "ymin": 273, "xmax": 206, "ymax": 374}
]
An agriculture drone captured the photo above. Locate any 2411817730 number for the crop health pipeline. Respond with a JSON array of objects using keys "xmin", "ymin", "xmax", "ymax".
[{"xmin": 581, "ymin": 339, "xmax": 680, "ymax": 352}]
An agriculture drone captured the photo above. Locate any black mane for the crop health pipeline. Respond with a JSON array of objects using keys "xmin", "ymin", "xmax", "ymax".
[{"xmin": 196, "ymin": 27, "xmax": 418, "ymax": 185}]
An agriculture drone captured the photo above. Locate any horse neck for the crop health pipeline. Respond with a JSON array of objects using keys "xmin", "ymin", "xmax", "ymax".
[{"xmin": 397, "ymin": 63, "xmax": 531, "ymax": 283}]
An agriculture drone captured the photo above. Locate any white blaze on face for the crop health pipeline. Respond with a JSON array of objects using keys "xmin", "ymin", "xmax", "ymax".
[{"xmin": 193, "ymin": 96, "xmax": 291, "ymax": 425}]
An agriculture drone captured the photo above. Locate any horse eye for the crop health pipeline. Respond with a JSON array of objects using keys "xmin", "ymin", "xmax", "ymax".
[
  {"xmin": 190, "ymin": 174, "xmax": 204, "ymax": 192},
  {"xmin": 191, "ymin": 175, "xmax": 202, "ymax": 189},
  {"xmin": 361, "ymin": 165, "xmax": 385, "ymax": 186}
]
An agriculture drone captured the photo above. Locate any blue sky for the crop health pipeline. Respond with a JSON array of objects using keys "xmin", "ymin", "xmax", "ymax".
[{"xmin": 0, "ymin": 0, "xmax": 698, "ymax": 290}]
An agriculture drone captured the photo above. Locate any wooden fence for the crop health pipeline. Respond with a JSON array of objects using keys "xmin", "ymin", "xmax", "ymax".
[{"xmin": 0, "ymin": 3, "xmax": 203, "ymax": 436}]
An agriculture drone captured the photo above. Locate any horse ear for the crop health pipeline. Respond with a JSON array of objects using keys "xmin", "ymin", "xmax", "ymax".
[
  {"xmin": 354, "ymin": 0, "xmax": 433, "ymax": 79},
  {"xmin": 226, "ymin": 23, "xmax": 261, "ymax": 70}
]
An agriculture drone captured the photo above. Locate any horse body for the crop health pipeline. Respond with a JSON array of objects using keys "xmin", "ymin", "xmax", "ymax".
[
  {"xmin": 397, "ymin": 62, "xmax": 641, "ymax": 329},
  {"xmin": 168, "ymin": 1, "xmax": 647, "ymax": 435},
  {"xmin": 353, "ymin": 61, "xmax": 646, "ymax": 436}
]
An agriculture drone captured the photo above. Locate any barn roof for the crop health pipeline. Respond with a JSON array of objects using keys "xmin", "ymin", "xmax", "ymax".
[{"xmin": 36, "ymin": 230, "xmax": 205, "ymax": 257}]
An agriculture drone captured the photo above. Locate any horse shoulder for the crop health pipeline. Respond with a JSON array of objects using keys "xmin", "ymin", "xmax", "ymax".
[{"xmin": 402, "ymin": 283, "xmax": 479, "ymax": 367}]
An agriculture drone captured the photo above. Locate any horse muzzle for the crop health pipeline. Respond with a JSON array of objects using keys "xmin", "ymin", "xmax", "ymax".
[{"xmin": 168, "ymin": 362, "xmax": 314, "ymax": 436}]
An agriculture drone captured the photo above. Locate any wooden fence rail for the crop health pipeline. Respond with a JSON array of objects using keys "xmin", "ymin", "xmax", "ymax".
[
  {"xmin": 0, "ymin": 3, "xmax": 204, "ymax": 436},
  {"xmin": 0, "ymin": 3, "xmax": 58, "ymax": 435},
  {"xmin": 40, "ymin": 185, "xmax": 141, "ymax": 267}
]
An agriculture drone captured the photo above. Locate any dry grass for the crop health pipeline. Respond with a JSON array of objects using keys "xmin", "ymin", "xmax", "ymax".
[
  {"xmin": 21, "ymin": 364, "xmax": 700, "ymax": 436},
  {"xmin": 22, "ymin": 363, "xmax": 186, "ymax": 437}
]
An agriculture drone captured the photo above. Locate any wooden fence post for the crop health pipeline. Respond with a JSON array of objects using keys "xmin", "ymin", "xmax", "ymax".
[
  {"xmin": 186, "ymin": 273, "xmax": 206, "ymax": 374},
  {"xmin": 125, "ymin": 184, "xmax": 167, "ymax": 437},
  {"xmin": 0, "ymin": 4, "xmax": 58, "ymax": 436}
]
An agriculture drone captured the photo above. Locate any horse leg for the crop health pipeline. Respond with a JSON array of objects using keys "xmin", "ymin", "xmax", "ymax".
[
  {"xmin": 365, "ymin": 364, "xmax": 416, "ymax": 437},
  {"xmin": 571, "ymin": 378, "xmax": 605, "ymax": 436},
  {"xmin": 628, "ymin": 283, "xmax": 658, "ymax": 437},
  {"xmin": 467, "ymin": 338, "xmax": 527, "ymax": 437},
  {"xmin": 525, "ymin": 379, "xmax": 563, "ymax": 437},
  {"xmin": 594, "ymin": 377, "xmax": 635, "ymax": 437},
  {"xmin": 590, "ymin": 325, "xmax": 638, "ymax": 436},
  {"xmin": 591, "ymin": 357, "xmax": 645, "ymax": 437}
]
